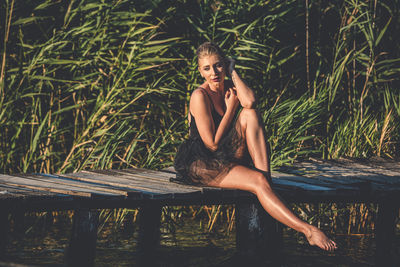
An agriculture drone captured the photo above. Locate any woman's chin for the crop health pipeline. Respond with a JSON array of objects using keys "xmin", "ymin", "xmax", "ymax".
[{"xmin": 209, "ymin": 80, "xmax": 223, "ymax": 89}]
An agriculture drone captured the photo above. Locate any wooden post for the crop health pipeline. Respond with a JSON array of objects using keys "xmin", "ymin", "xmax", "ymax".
[
  {"xmin": 375, "ymin": 201, "xmax": 398, "ymax": 266},
  {"xmin": 0, "ymin": 210, "xmax": 9, "ymax": 259},
  {"xmin": 236, "ymin": 202, "xmax": 283, "ymax": 265},
  {"xmin": 137, "ymin": 203, "xmax": 162, "ymax": 265},
  {"xmin": 66, "ymin": 208, "xmax": 99, "ymax": 267}
]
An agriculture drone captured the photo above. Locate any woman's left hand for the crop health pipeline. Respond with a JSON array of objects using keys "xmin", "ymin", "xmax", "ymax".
[{"xmin": 225, "ymin": 88, "xmax": 239, "ymax": 112}]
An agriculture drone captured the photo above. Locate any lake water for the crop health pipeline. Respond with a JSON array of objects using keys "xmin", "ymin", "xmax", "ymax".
[{"xmin": 4, "ymin": 209, "xmax": 399, "ymax": 266}]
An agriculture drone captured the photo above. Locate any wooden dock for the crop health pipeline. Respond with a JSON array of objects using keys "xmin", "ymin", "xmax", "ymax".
[{"xmin": 0, "ymin": 157, "xmax": 399, "ymax": 266}]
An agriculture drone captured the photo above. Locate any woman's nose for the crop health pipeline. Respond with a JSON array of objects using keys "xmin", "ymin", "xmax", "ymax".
[{"xmin": 212, "ymin": 66, "xmax": 219, "ymax": 74}]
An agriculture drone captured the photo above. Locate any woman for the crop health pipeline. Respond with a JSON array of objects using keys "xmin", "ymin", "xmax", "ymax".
[{"xmin": 174, "ymin": 42, "xmax": 337, "ymax": 251}]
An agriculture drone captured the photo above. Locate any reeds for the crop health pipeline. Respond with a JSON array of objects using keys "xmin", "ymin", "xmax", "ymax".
[{"xmin": 1, "ymin": 0, "xmax": 399, "ymax": 234}]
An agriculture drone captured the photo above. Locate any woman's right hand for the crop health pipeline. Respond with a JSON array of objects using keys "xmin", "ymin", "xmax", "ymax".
[{"xmin": 225, "ymin": 88, "xmax": 239, "ymax": 112}]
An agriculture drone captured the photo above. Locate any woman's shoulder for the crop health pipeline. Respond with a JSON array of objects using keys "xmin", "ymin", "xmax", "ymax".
[
  {"xmin": 190, "ymin": 84, "xmax": 212, "ymax": 112},
  {"xmin": 191, "ymin": 83, "xmax": 209, "ymax": 98}
]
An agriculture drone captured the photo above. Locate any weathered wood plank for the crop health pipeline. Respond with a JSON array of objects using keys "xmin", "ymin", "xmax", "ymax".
[
  {"xmin": 272, "ymin": 172, "xmax": 362, "ymax": 192},
  {"xmin": 0, "ymin": 184, "xmax": 57, "ymax": 198},
  {"xmin": 0, "ymin": 174, "xmax": 117, "ymax": 198},
  {"xmin": 63, "ymin": 171, "xmax": 197, "ymax": 194},
  {"xmin": 291, "ymin": 160, "xmax": 400, "ymax": 185},
  {"xmin": 16, "ymin": 174, "xmax": 130, "ymax": 196},
  {"xmin": 62, "ymin": 171, "xmax": 206, "ymax": 201},
  {"xmin": 96, "ymin": 170, "xmax": 203, "ymax": 191},
  {"xmin": 90, "ymin": 169, "xmax": 213, "ymax": 196},
  {"xmin": 272, "ymin": 178, "xmax": 336, "ymax": 191},
  {"xmin": 331, "ymin": 157, "xmax": 400, "ymax": 176}
]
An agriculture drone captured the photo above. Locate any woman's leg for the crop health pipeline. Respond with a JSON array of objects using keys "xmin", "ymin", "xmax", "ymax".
[
  {"xmin": 208, "ymin": 165, "xmax": 337, "ymax": 251},
  {"xmin": 211, "ymin": 107, "xmax": 337, "ymax": 251},
  {"xmin": 236, "ymin": 108, "xmax": 270, "ymax": 175}
]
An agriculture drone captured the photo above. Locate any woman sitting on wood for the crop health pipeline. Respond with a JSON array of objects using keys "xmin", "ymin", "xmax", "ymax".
[{"xmin": 174, "ymin": 42, "xmax": 337, "ymax": 251}]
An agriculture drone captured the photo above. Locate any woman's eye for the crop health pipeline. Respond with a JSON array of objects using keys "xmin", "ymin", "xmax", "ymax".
[{"xmin": 204, "ymin": 67, "xmax": 210, "ymax": 71}]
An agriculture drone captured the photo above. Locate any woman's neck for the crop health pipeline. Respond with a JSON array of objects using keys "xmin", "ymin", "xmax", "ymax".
[{"xmin": 208, "ymin": 80, "xmax": 225, "ymax": 94}]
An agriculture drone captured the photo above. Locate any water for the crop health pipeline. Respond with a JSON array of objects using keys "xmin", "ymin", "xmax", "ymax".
[{"xmin": 4, "ymin": 211, "xmax": 399, "ymax": 266}]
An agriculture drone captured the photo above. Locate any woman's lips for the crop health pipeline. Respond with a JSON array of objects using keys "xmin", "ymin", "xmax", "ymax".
[{"xmin": 212, "ymin": 77, "xmax": 219, "ymax": 82}]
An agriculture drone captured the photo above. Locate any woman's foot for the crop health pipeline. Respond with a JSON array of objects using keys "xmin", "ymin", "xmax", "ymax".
[{"xmin": 305, "ymin": 225, "xmax": 338, "ymax": 251}]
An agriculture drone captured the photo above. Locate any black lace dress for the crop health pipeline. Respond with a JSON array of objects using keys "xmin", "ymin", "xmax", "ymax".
[{"xmin": 173, "ymin": 88, "xmax": 251, "ymax": 185}]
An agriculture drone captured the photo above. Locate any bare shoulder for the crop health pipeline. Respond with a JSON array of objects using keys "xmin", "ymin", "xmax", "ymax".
[
  {"xmin": 190, "ymin": 87, "xmax": 208, "ymax": 104},
  {"xmin": 190, "ymin": 87, "xmax": 211, "ymax": 114}
]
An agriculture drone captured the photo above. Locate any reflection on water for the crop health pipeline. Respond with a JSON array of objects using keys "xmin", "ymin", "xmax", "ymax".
[{"xmin": 4, "ymin": 211, "xmax": 399, "ymax": 266}]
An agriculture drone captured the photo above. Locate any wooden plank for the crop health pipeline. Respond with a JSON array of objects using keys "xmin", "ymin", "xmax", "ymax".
[
  {"xmin": 271, "ymin": 178, "xmax": 335, "ymax": 191},
  {"xmin": 106, "ymin": 170, "xmax": 223, "ymax": 195},
  {"xmin": 93, "ymin": 170, "xmax": 211, "ymax": 194},
  {"xmin": 0, "ymin": 185, "xmax": 67, "ymax": 202},
  {"xmin": 292, "ymin": 160, "xmax": 400, "ymax": 185},
  {"xmin": 0, "ymin": 174, "xmax": 118, "ymax": 198},
  {"xmin": 273, "ymin": 172, "xmax": 358, "ymax": 189},
  {"xmin": 318, "ymin": 157, "xmax": 400, "ymax": 178},
  {"xmin": 121, "ymin": 168, "xmax": 175, "ymax": 180},
  {"xmin": 61, "ymin": 171, "xmax": 203, "ymax": 201},
  {"xmin": 62, "ymin": 172, "xmax": 176, "ymax": 193},
  {"xmin": 85, "ymin": 170, "xmax": 236, "ymax": 200},
  {"xmin": 15, "ymin": 174, "xmax": 129, "ymax": 196},
  {"xmin": 273, "ymin": 171, "xmax": 372, "ymax": 193},
  {"xmin": 70, "ymin": 170, "xmax": 180, "ymax": 190},
  {"xmin": 63, "ymin": 171, "xmax": 199, "ymax": 195},
  {"xmin": 115, "ymin": 170, "xmax": 225, "ymax": 193},
  {"xmin": 91, "ymin": 169, "xmax": 202, "ymax": 194},
  {"xmin": 310, "ymin": 158, "xmax": 400, "ymax": 182},
  {"xmin": 99, "ymin": 169, "xmax": 200, "ymax": 190},
  {"xmin": 333, "ymin": 157, "xmax": 400, "ymax": 176}
]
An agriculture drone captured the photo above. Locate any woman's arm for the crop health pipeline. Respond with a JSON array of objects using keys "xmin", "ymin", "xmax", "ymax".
[
  {"xmin": 190, "ymin": 89, "xmax": 238, "ymax": 151},
  {"xmin": 227, "ymin": 59, "xmax": 256, "ymax": 109}
]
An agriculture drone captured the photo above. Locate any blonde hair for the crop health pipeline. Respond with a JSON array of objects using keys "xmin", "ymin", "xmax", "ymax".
[{"xmin": 196, "ymin": 42, "xmax": 226, "ymax": 61}]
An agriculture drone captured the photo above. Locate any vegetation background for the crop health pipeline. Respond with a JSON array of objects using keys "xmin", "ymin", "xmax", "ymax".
[
  {"xmin": 1, "ymin": 0, "xmax": 399, "ymax": 250},
  {"xmin": 1, "ymin": 0, "xmax": 399, "ymax": 174}
]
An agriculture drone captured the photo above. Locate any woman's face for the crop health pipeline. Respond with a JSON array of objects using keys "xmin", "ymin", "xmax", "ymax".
[{"xmin": 198, "ymin": 54, "xmax": 226, "ymax": 90}]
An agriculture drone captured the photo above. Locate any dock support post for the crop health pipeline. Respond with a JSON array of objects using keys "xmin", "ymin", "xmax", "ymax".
[
  {"xmin": 0, "ymin": 211, "xmax": 9, "ymax": 259},
  {"xmin": 137, "ymin": 203, "xmax": 162, "ymax": 265},
  {"xmin": 236, "ymin": 202, "xmax": 282, "ymax": 265},
  {"xmin": 375, "ymin": 201, "xmax": 398, "ymax": 266},
  {"xmin": 66, "ymin": 208, "xmax": 99, "ymax": 267}
]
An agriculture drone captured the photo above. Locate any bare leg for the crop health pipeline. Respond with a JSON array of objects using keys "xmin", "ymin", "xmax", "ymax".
[
  {"xmin": 236, "ymin": 108, "xmax": 271, "ymax": 178},
  {"xmin": 209, "ymin": 165, "xmax": 337, "ymax": 251},
  {"xmin": 212, "ymin": 108, "xmax": 337, "ymax": 251}
]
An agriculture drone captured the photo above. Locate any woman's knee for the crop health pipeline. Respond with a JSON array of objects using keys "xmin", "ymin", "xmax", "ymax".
[
  {"xmin": 249, "ymin": 171, "xmax": 272, "ymax": 194},
  {"xmin": 238, "ymin": 108, "xmax": 260, "ymax": 128}
]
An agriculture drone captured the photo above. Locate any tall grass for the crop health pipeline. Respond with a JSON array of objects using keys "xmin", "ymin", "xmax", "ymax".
[
  {"xmin": 1, "ymin": 0, "xmax": 399, "ymax": 234},
  {"xmin": 1, "ymin": 0, "xmax": 185, "ymax": 174}
]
